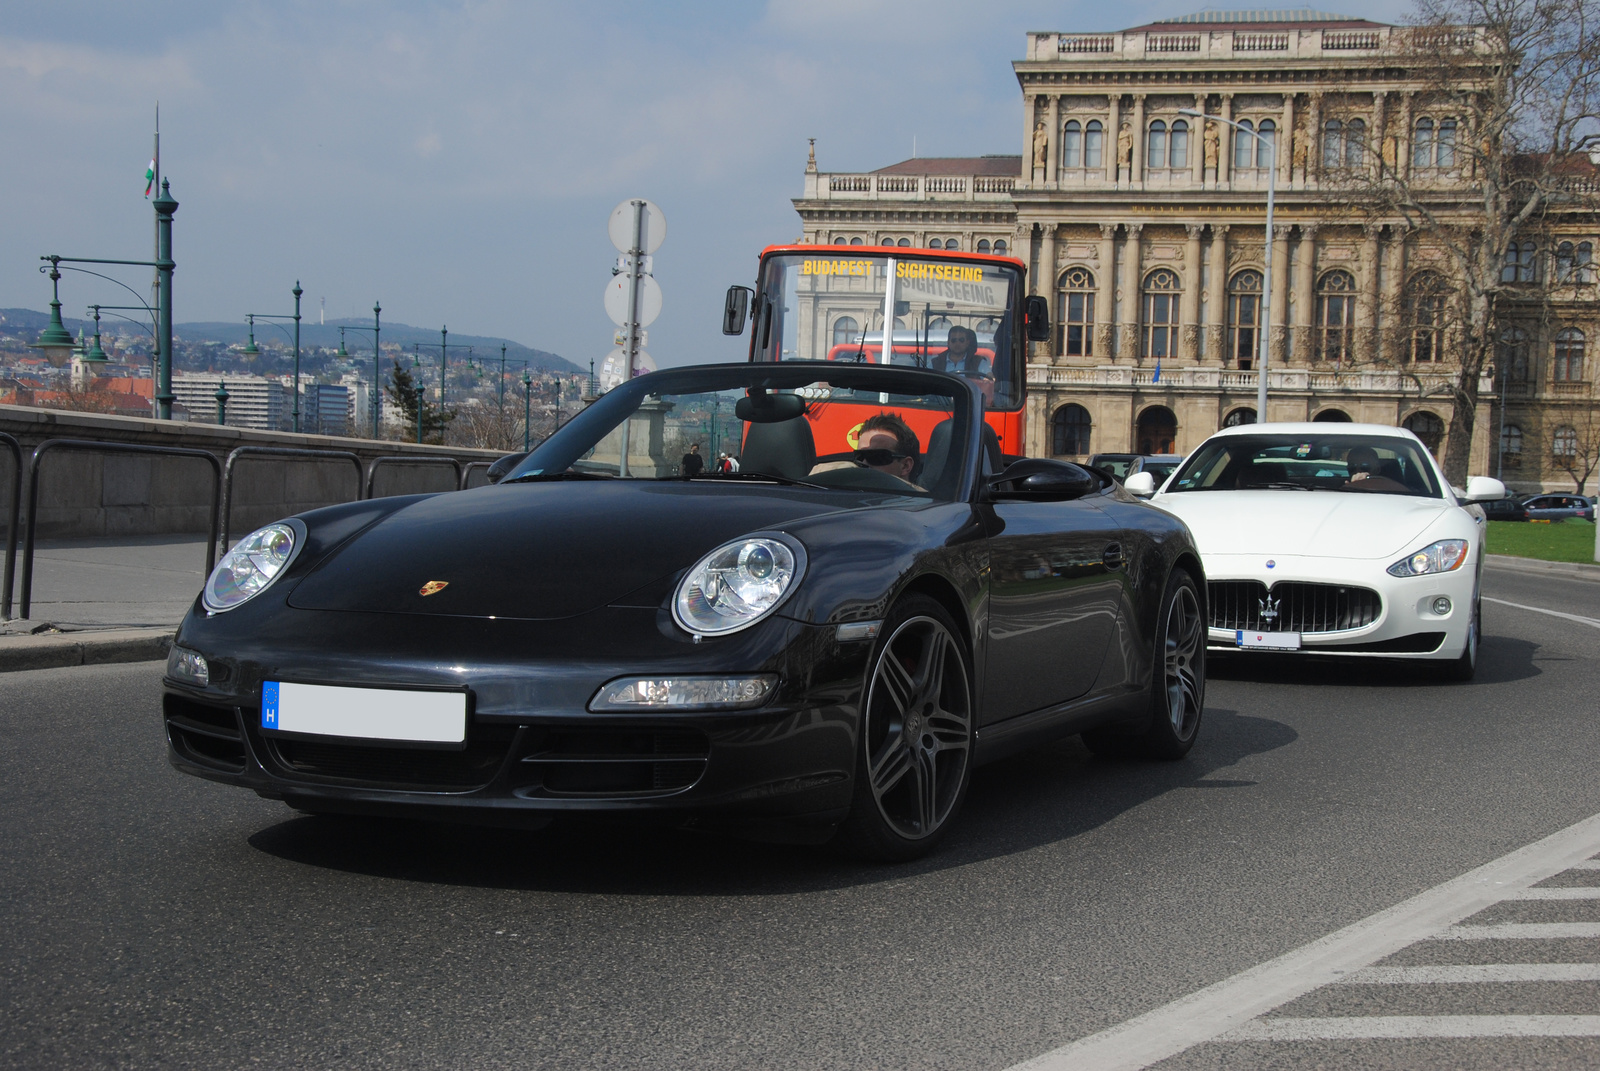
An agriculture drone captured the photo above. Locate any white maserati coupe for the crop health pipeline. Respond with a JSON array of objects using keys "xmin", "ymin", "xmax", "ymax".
[{"xmin": 1123, "ymin": 423, "xmax": 1506, "ymax": 680}]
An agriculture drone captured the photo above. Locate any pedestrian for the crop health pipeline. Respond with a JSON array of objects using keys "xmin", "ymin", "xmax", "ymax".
[
  {"xmin": 725, "ymin": 454, "xmax": 740, "ymax": 472},
  {"xmin": 681, "ymin": 442, "xmax": 705, "ymax": 478}
]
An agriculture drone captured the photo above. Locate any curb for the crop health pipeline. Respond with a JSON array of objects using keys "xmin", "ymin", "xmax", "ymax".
[
  {"xmin": 0, "ymin": 628, "xmax": 174, "ymax": 673},
  {"xmin": 1485, "ymin": 554, "xmax": 1600, "ymax": 582}
]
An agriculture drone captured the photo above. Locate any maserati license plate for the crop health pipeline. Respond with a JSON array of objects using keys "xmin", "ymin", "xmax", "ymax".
[{"xmin": 1236, "ymin": 630, "xmax": 1301, "ymax": 650}]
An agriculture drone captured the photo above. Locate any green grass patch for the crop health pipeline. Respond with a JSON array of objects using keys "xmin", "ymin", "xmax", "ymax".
[{"xmin": 1486, "ymin": 519, "xmax": 1598, "ymax": 564}]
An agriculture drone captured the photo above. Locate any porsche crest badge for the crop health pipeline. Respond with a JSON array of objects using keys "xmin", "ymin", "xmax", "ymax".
[{"xmin": 418, "ymin": 580, "xmax": 449, "ymax": 597}]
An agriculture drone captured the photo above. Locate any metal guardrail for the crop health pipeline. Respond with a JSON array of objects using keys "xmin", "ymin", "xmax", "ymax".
[
  {"xmin": 364, "ymin": 455, "xmax": 463, "ymax": 500},
  {"xmin": 459, "ymin": 461, "xmax": 494, "ymax": 490},
  {"xmin": 1, "ymin": 433, "xmax": 21, "ymax": 620},
  {"xmin": 221, "ymin": 446, "xmax": 364, "ymax": 553},
  {"xmin": 19, "ymin": 439, "xmax": 222, "ymax": 621}
]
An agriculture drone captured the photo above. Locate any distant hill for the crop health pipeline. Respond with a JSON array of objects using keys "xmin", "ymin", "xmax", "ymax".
[{"xmin": 0, "ymin": 308, "xmax": 578, "ymax": 374}]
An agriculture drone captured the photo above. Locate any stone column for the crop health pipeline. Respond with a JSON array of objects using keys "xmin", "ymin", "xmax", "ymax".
[
  {"xmin": 1046, "ymin": 95, "xmax": 1061, "ymax": 188},
  {"xmin": 1181, "ymin": 224, "xmax": 1204, "ymax": 361},
  {"xmin": 1026, "ymin": 224, "xmax": 1043, "ymax": 295},
  {"xmin": 1041, "ymin": 222, "xmax": 1059, "ymax": 361},
  {"xmin": 1308, "ymin": 92, "xmax": 1324, "ymax": 186},
  {"xmin": 1121, "ymin": 223, "xmax": 1144, "ymax": 360},
  {"xmin": 1279, "ymin": 93, "xmax": 1295, "ymax": 186},
  {"xmin": 1293, "ymin": 224, "xmax": 1318, "ymax": 362},
  {"xmin": 1371, "ymin": 91, "xmax": 1388, "ymax": 181},
  {"xmin": 1132, "ymin": 94, "xmax": 1148, "ymax": 189},
  {"xmin": 1220, "ymin": 93, "xmax": 1235, "ymax": 189},
  {"xmin": 1190, "ymin": 94, "xmax": 1206, "ymax": 186},
  {"xmin": 1108, "ymin": 95, "xmax": 1124, "ymax": 185},
  {"xmin": 1206, "ymin": 224, "xmax": 1229, "ymax": 362},
  {"xmin": 1382, "ymin": 224, "xmax": 1409, "ymax": 364},
  {"xmin": 1021, "ymin": 94, "xmax": 1037, "ymax": 187},
  {"xmin": 1269, "ymin": 223, "xmax": 1291, "ymax": 366},
  {"xmin": 1358, "ymin": 223, "xmax": 1382, "ymax": 363},
  {"xmin": 1398, "ymin": 92, "xmax": 1414, "ymax": 183},
  {"xmin": 1096, "ymin": 224, "xmax": 1117, "ymax": 358}
]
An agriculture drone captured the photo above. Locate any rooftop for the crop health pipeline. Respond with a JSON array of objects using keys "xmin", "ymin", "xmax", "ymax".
[
  {"xmin": 1122, "ymin": 7, "xmax": 1388, "ymax": 30},
  {"xmin": 873, "ymin": 156, "xmax": 1022, "ymax": 176}
]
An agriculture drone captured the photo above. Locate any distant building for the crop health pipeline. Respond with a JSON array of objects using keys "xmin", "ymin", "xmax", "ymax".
[
  {"xmin": 301, "ymin": 383, "xmax": 350, "ymax": 436},
  {"xmin": 172, "ymin": 373, "xmax": 287, "ymax": 430}
]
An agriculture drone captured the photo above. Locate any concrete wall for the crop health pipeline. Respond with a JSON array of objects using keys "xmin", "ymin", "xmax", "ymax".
[{"xmin": 0, "ymin": 404, "xmax": 503, "ymax": 540}]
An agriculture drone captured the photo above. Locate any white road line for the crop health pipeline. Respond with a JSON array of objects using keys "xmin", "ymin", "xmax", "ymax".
[
  {"xmin": 1004, "ymin": 812, "xmax": 1600, "ymax": 1071},
  {"xmin": 1511, "ymin": 886, "xmax": 1600, "ymax": 899},
  {"xmin": 1482, "ymin": 596, "xmax": 1600, "ymax": 629},
  {"xmin": 1222, "ymin": 1015, "xmax": 1600, "ymax": 1041},
  {"xmin": 1577, "ymin": 860, "xmax": 1600, "ymax": 870},
  {"xmin": 1340, "ymin": 963, "xmax": 1600, "ymax": 984},
  {"xmin": 1435, "ymin": 922, "xmax": 1600, "ymax": 940}
]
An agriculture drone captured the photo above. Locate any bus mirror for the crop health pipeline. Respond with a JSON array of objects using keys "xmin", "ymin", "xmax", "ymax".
[
  {"xmin": 723, "ymin": 287, "xmax": 752, "ymax": 335},
  {"xmin": 1025, "ymin": 295, "xmax": 1051, "ymax": 341}
]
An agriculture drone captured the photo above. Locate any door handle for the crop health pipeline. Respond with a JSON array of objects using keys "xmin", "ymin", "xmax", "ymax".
[{"xmin": 1102, "ymin": 542, "xmax": 1125, "ymax": 569}]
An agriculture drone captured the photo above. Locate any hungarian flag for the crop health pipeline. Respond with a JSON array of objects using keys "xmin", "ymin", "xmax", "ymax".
[{"xmin": 144, "ymin": 160, "xmax": 156, "ymax": 197}]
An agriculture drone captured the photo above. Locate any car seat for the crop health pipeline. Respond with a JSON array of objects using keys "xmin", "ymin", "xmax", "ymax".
[
  {"xmin": 921, "ymin": 418, "xmax": 1002, "ymax": 498},
  {"xmin": 739, "ymin": 417, "xmax": 816, "ymax": 481}
]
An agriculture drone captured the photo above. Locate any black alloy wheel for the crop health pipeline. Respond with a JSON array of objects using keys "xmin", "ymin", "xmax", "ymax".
[
  {"xmin": 836, "ymin": 595, "xmax": 974, "ymax": 861},
  {"xmin": 1084, "ymin": 568, "xmax": 1206, "ymax": 760}
]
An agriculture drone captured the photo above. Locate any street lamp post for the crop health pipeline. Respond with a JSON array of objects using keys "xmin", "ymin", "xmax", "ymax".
[
  {"xmin": 215, "ymin": 380, "xmax": 230, "ymax": 425},
  {"xmin": 244, "ymin": 283, "xmax": 305, "ymax": 431},
  {"xmin": 523, "ymin": 370, "xmax": 533, "ymax": 451},
  {"xmin": 29, "ymin": 259, "xmax": 75, "ymax": 367},
  {"xmin": 334, "ymin": 304, "xmax": 383, "ymax": 437},
  {"xmin": 1180, "ymin": 109, "xmax": 1275, "ymax": 420}
]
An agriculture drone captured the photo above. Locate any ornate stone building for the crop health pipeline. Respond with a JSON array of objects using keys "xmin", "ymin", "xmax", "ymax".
[{"xmin": 792, "ymin": 9, "xmax": 1598, "ymax": 491}]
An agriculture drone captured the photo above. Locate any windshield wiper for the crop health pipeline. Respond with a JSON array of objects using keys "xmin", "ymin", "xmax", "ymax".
[
  {"xmin": 691, "ymin": 471, "xmax": 827, "ymax": 489},
  {"xmin": 503, "ymin": 471, "xmax": 617, "ymax": 483}
]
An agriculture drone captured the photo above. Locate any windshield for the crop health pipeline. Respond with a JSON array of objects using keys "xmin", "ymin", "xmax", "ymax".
[
  {"xmin": 508, "ymin": 365, "xmax": 975, "ymax": 503},
  {"xmin": 752, "ymin": 252, "xmax": 1024, "ymax": 412},
  {"xmin": 1168, "ymin": 434, "xmax": 1444, "ymax": 498}
]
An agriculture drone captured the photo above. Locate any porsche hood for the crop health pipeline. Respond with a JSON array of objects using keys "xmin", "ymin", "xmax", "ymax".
[
  {"xmin": 1152, "ymin": 490, "xmax": 1453, "ymax": 561},
  {"xmin": 287, "ymin": 482, "xmax": 846, "ymax": 620}
]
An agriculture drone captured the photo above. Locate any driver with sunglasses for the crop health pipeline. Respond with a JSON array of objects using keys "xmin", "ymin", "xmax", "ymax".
[{"xmin": 853, "ymin": 412, "xmax": 922, "ymax": 488}]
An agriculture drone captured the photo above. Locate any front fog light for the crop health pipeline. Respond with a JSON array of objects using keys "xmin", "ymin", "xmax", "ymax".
[
  {"xmin": 590, "ymin": 675, "xmax": 778, "ymax": 711},
  {"xmin": 167, "ymin": 645, "xmax": 209, "ymax": 686},
  {"xmin": 1432, "ymin": 596, "xmax": 1453, "ymax": 615}
]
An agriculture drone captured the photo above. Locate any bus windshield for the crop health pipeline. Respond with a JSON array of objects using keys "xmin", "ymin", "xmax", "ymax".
[{"xmin": 753, "ymin": 252, "xmax": 1024, "ymax": 412}]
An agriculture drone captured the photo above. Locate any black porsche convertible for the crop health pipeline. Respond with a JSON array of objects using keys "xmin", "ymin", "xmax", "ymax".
[{"xmin": 164, "ymin": 363, "xmax": 1205, "ymax": 859}]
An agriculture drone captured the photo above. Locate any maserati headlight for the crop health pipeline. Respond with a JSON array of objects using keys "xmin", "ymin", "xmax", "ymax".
[
  {"xmin": 673, "ymin": 535, "xmax": 805, "ymax": 636},
  {"xmin": 1387, "ymin": 539, "xmax": 1469, "ymax": 577},
  {"xmin": 202, "ymin": 522, "xmax": 300, "ymax": 612}
]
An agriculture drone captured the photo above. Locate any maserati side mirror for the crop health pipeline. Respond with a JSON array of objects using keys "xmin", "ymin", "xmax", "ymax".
[{"xmin": 1123, "ymin": 472, "xmax": 1157, "ymax": 497}]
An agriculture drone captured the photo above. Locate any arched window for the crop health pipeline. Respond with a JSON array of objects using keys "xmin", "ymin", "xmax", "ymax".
[
  {"xmin": 849, "ymin": 236, "xmax": 863, "ymax": 246},
  {"xmin": 977, "ymin": 239, "xmax": 991, "ymax": 254},
  {"xmin": 927, "ymin": 316, "xmax": 952, "ymax": 334},
  {"xmin": 976, "ymin": 317, "xmax": 1000, "ymax": 335},
  {"xmin": 1315, "ymin": 270, "xmax": 1356, "ymax": 364},
  {"xmin": 1142, "ymin": 268, "xmax": 1181, "ymax": 358},
  {"xmin": 832, "ymin": 316, "xmax": 860, "ymax": 346},
  {"xmin": 1554, "ymin": 328, "xmax": 1585, "ymax": 381},
  {"xmin": 1256, "ymin": 119, "xmax": 1277, "ymax": 169},
  {"xmin": 1314, "ymin": 408, "xmax": 1352, "ymax": 422},
  {"xmin": 1404, "ymin": 271, "xmax": 1447, "ymax": 362},
  {"xmin": 1578, "ymin": 241, "xmax": 1595, "ymax": 283},
  {"xmin": 1502, "ymin": 241, "xmax": 1537, "ymax": 283},
  {"xmin": 1322, "ymin": 118, "xmax": 1343, "ymax": 169},
  {"xmin": 1556, "ymin": 241, "xmax": 1576, "ymax": 280},
  {"xmin": 1147, "ymin": 119, "xmax": 1168, "ymax": 169},
  {"xmin": 1062, "ymin": 120, "xmax": 1082, "ymax": 168},
  {"xmin": 1223, "ymin": 407, "xmax": 1257, "ymax": 427},
  {"xmin": 928, "ymin": 239, "xmax": 942, "ymax": 250},
  {"xmin": 1058, "ymin": 266, "xmax": 1096, "ymax": 357},
  {"xmin": 943, "ymin": 238, "xmax": 958, "ymax": 251},
  {"xmin": 1170, "ymin": 119, "xmax": 1189, "ymax": 169},
  {"xmin": 1136, "ymin": 406, "xmax": 1178, "ymax": 454},
  {"xmin": 1052, "ymin": 404, "xmax": 1092, "ymax": 455},
  {"xmin": 1234, "ymin": 119, "xmax": 1255, "ymax": 170},
  {"xmin": 1437, "ymin": 118, "xmax": 1457, "ymax": 166},
  {"xmin": 1413, "ymin": 117, "xmax": 1436, "ymax": 167},
  {"xmin": 1345, "ymin": 118, "xmax": 1366, "ymax": 167},
  {"xmin": 1227, "ymin": 270, "xmax": 1263, "ymax": 368},
  {"xmin": 1554, "ymin": 425, "xmax": 1578, "ymax": 458},
  {"xmin": 1498, "ymin": 326, "xmax": 1531, "ymax": 382},
  {"xmin": 1404, "ymin": 410, "xmax": 1445, "ymax": 455},
  {"xmin": 834, "ymin": 237, "xmax": 848, "ymax": 245},
  {"xmin": 994, "ymin": 239, "xmax": 1008, "ymax": 255},
  {"xmin": 1500, "ymin": 423, "xmax": 1523, "ymax": 464},
  {"xmin": 896, "ymin": 237, "xmax": 910, "ymax": 247},
  {"xmin": 1085, "ymin": 120, "xmax": 1104, "ymax": 169}
]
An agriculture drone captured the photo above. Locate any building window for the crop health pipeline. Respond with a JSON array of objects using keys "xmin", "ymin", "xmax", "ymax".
[
  {"xmin": 1413, "ymin": 117, "xmax": 1435, "ymax": 167},
  {"xmin": 976, "ymin": 317, "xmax": 1000, "ymax": 335},
  {"xmin": 1556, "ymin": 241, "xmax": 1595, "ymax": 283},
  {"xmin": 1227, "ymin": 269, "xmax": 1263, "ymax": 367},
  {"xmin": 1142, "ymin": 268, "xmax": 1181, "ymax": 358},
  {"xmin": 832, "ymin": 316, "xmax": 859, "ymax": 346},
  {"xmin": 994, "ymin": 239, "xmax": 1008, "ymax": 255},
  {"xmin": 1499, "ymin": 326, "xmax": 1531, "ymax": 382},
  {"xmin": 1255, "ymin": 119, "xmax": 1276, "ymax": 168},
  {"xmin": 1502, "ymin": 241, "xmax": 1537, "ymax": 282},
  {"xmin": 1345, "ymin": 118, "xmax": 1365, "ymax": 166},
  {"xmin": 1136, "ymin": 405, "xmax": 1178, "ymax": 453},
  {"xmin": 1052, "ymin": 404, "xmax": 1092, "ymax": 455},
  {"xmin": 944, "ymin": 238, "xmax": 958, "ymax": 251},
  {"xmin": 929, "ymin": 239, "xmax": 942, "ymax": 250},
  {"xmin": 1404, "ymin": 271, "xmax": 1447, "ymax": 363},
  {"xmin": 1413, "ymin": 117, "xmax": 1457, "ymax": 168},
  {"xmin": 1170, "ymin": 119, "xmax": 1189, "ymax": 168},
  {"xmin": 1554, "ymin": 425, "xmax": 1578, "ymax": 457},
  {"xmin": 1223, "ymin": 407, "xmax": 1256, "ymax": 427},
  {"xmin": 1063, "ymin": 120, "xmax": 1082, "ymax": 167},
  {"xmin": 849, "ymin": 236, "xmax": 863, "ymax": 246},
  {"xmin": 977, "ymin": 239, "xmax": 991, "ymax": 254},
  {"xmin": 1233, "ymin": 119, "xmax": 1255, "ymax": 170},
  {"xmin": 1058, "ymin": 267, "xmax": 1096, "ymax": 357},
  {"xmin": 1437, "ymin": 118, "xmax": 1457, "ymax": 166},
  {"xmin": 1323, "ymin": 118, "xmax": 1366, "ymax": 168},
  {"xmin": 1085, "ymin": 120, "xmax": 1104, "ymax": 169},
  {"xmin": 1147, "ymin": 120, "xmax": 1168, "ymax": 169},
  {"xmin": 1554, "ymin": 327, "xmax": 1586, "ymax": 381},
  {"xmin": 1313, "ymin": 408, "xmax": 1352, "ymax": 422},
  {"xmin": 1500, "ymin": 423, "xmax": 1523, "ymax": 464},
  {"xmin": 1315, "ymin": 270, "xmax": 1356, "ymax": 364},
  {"xmin": 897, "ymin": 237, "xmax": 910, "ymax": 247},
  {"xmin": 834, "ymin": 237, "xmax": 848, "ymax": 245},
  {"xmin": 1322, "ymin": 119, "xmax": 1343, "ymax": 169},
  {"xmin": 1404, "ymin": 410, "xmax": 1445, "ymax": 455}
]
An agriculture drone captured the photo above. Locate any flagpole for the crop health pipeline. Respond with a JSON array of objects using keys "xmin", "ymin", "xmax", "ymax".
[{"xmin": 151, "ymin": 104, "xmax": 161, "ymax": 415}]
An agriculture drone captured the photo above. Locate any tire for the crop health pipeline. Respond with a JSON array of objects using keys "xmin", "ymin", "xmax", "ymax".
[
  {"xmin": 834, "ymin": 595, "xmax": 975, "ymax": 862},
  {"xmin": 1440, "ymin": 591, "xmax": 1480, "ymax": 682},
  {"xmin": 1082, "ymin": 568, "xmax": 1206, "ymax": 761}
]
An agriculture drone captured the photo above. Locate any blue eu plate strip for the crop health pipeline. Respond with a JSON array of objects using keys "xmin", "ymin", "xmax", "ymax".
[{"xmin": 261, "ymin": 681, "xmax": 280, "ymax": 729}]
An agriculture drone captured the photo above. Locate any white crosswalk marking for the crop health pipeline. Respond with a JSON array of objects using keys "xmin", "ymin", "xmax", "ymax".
[
  {"xmin": 1340, "ymin": 963, "xmax": 1600, "ymax": 984},
  {"xmin": 1223, "ymin": 1016, "xmax": 1600, "ymax": 1041},
  {"xmin": 1435, "ymin": 922, "xmax": 1600, "ymax": 940},
  {"xmin": 1510, "ymin": 886, "xmax": 1600, "ymax": 899}
]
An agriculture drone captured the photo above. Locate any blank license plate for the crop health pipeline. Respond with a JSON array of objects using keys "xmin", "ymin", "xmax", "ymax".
[
  {"xmin": 261, "ymin": 681, "xmax": 466, "ymax": 744},
  {"xmin": 1236, "ymin": 630, "xmax": 1302, "ymax": 650}
]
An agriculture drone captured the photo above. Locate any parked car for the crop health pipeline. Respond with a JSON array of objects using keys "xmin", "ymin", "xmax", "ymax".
[
  {"xmin": 1123, "ymin": 423, "xmax": 1505, "ymax": 680},
  {"xmin": 1478, "ymin": 494, "xmax": 1527, "ymax": 521},
  {"xmin": 165, "ymin": 362, "xmax": 1207, "ymax": 860},
  {"xmin": 1130, "ymin": 454, "xmax": 1187, "ymax": 488},
  {"xmin": 1519, "ymin": 493, "xmax": 1595, "ymax": 522},
  {"xmin": 1086, "ymin": 452, "xmax": 1141, "ymax": 479}
]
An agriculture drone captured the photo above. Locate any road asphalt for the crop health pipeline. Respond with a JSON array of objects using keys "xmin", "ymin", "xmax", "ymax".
[{"xmin": 0, "ymin": 563, "xmax": 1596, "ymax": 1069}]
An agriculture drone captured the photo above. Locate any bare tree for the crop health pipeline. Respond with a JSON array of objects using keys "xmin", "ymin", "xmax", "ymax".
[
  {"xmin": 1325, "ymin": 0, "xmax": 1600, "ymax": 483},
  {"xmin": 1550, "ymin": 386, "xmax": 1600, "ymax": 490}
]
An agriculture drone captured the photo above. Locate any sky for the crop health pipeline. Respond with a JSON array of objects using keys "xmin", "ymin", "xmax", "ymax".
[{"xmin": 0, "ymin": 0, "xmax": 1412, "ymax": 371}]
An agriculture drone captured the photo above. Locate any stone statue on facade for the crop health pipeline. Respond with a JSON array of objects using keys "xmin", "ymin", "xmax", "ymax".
[
  {"xmin": 1118, "ymin": 123, "xmax": 1133, "ymax": 176},
  {"xmin": 1033, "ymin": 122, "xmax": 1049, "ymax": 173},
  {"xmin": 1203, "ymin": 121, "xmax": 1220, "ymax": 171},
  {"xmin": 1292, "ymin": 115, "xmax": 1310, "ymax": 173}
]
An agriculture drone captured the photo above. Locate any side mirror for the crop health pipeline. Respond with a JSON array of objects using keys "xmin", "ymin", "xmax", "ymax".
[
  {"xmin": 1024, "ymin": 294, "xmax": 1051, "ymax": 342},
  {"xmin": 486, "ymin": 451, "xmax": 529, "ymax": 484},
  {"xmin": 722, "ymin": 286, "xmax": 752, "ymax": 335},
  {"xmin": 986, "ymin": 458, "xmax": 1098, "ymax": 501},
  {"xmin": 1123, "ymin": 472, "xmax": 1157, "ymax": 497},
  {"xmin": 1464, "ymin": 475, "xmax": 1507, "ymax": 502}
]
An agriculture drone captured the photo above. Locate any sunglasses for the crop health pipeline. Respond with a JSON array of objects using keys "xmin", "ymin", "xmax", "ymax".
[{"xmin": 854, "ymin": 448, "xmax": 911, "ymax": 466}]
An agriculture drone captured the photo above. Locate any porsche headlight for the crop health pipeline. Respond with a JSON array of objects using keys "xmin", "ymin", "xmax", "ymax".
[
  {"xmin": 1387, "ymin": 539, "xmax": 1469, "ymax": 577},
  {"xmin": 673, "ymin": 536, "xmax": 804, "ymax": 636},
  {"xmin": 202, "ymin": 522, "xmax": 300, "ymax": 612}
]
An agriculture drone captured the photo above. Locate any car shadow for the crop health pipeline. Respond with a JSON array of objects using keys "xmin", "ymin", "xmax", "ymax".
[
  {"xmin": 1206, "ymin": 632, "xmax": 1541, "ymax": 687},
  {"xmin": 246, "ymin": 706, "xmax": 1295, "ymax": 895}
]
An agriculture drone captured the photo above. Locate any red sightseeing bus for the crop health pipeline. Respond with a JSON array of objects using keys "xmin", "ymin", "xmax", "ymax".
[{"xmin": 723, "ymin": 244, "xmax": 1049, "ymax": 462}]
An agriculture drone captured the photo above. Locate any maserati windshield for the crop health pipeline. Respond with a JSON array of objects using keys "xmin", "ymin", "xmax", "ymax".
[{"xmin": 1168, "ymin": 435, "xmax": 1444, "ymax": 498}]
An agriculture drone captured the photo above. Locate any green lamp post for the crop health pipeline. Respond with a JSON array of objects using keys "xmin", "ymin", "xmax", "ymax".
[
  {"xmin": 84, "ymin": 306, "xmax": 111, "ymax": 363},
  {"xmin": 240, "ymin": 314, "xmax": 261, "ymax": 357},
  {"xmin": 522, "ymin": 369, "xmax": 533, "ymax": 451},
  {"xmin": 215, "ymin": 380, "xmax": 230, "ymax": 425},
  {"xmin": 31, "ymin": 258, "xmax": 76, "ymax": 367}
]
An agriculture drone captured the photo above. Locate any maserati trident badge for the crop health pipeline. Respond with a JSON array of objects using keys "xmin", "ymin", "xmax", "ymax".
[
  {"xmin": 1259, "ymin": 594, "xmax": 1281, "ymax": 624},
  {"xmin": 419, "ymin": 580, "xmax": 449, "ymax": 597}
]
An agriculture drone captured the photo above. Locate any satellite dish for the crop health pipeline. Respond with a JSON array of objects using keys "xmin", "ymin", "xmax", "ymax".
[
  {"xmin": 603, "ymin": 273, "xmax": 663, "ymax": 327},
  {"xmin": 599, "ymin": 348, "xmax": 656, "ymax": 392},
  {"xmin": 608, "ymin": 199, "xmax": 667, "ymax": 254}
]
